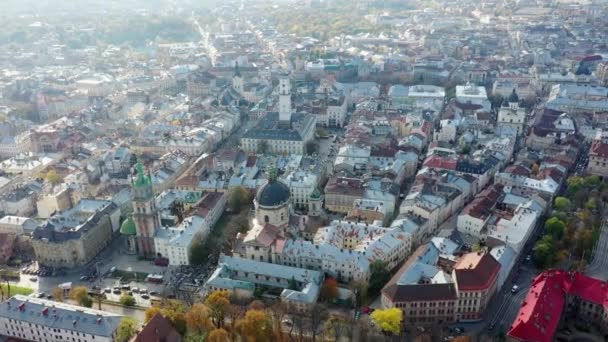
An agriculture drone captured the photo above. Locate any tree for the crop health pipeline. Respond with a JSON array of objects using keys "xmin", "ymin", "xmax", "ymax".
[
  {"xmin": 189, "ymin": 232, "xmax": 209, "ymax": 265},
  {"xmin": 288, "ymin": 277, "xmax": 297, "ymax": 290},
  {"xmin": 370, "ymin": 308, "xmax": 403, "ymax": 335},
  {"xmin": 120, "ymin": 294, "xmax": 136, "ymax": 306},
  {"xmin": 533, "ymin": 235, "xmax": 555, "ymax": 268},
  {"xmin": 531, "ymin": 163, "xmax": 540, "ymax": 175},
  {"xmin": 228, "ymin": 186, "xmax": 250, "ymax": 212},
  {"xmin": 208, "ymin": 328, "xmax": 230, "ymax": 342},
  {"xmin": 52, "ymin": 288, "xmax": 64, "ymax": 302},
  {"xmin": 554, "ymin": 197, "xmax": 571, "ymax": 211},
  {"xmin": 44, "ymin": 169, "xmax": 62, "ymax": 185},
  {"xmin": 144, "ymin": 300, "xmax": 187, "ymax": 335},
  {"xmin": 545, "ymin": 217, "xmax": 565, "ymax": 240},
  {"xmin": 258, "ymin": 140, "xmax": 269, "ymax": 154},
  {"xmin": 205, "ymin": 290, "xmax": 231, "ymax": 328},
  {"xmin": 368, "ymin": 261, "xmax": 391, "ymax": 297},
  {"xmin": 585, "ymin": 198, "xmax": 598, "ymax": 210},
  {"xmin": 116, "ymin": 317, "xmax": 139, "ymax": 342},
  {"xmin": 236, "ymin": 309, "xmax": 273, "ymax": 342},
  {"xmin": 306, "ymin": 304, "xmax": 328, "ymax": 342},
  {"xmin": 185, "ymin": 303, "xmax": 213, "ymax": 333},
  {"xmin": 70, "ymin": 286, "xmax": 92, "ymax": 307},
  {"xmin": 460, "ymin": 145, "xmax": 471, "ymax": 155},
  {"xmin": 350, "ymin": 281, "xmax": 369, "ymax": 308},
  {"xmin": 320, "ymin": 277, "xmax": 339, "ymax": 302},
  {"xmin": 305, "ymin": 141, "xmax": 320, "ymax": 155}
]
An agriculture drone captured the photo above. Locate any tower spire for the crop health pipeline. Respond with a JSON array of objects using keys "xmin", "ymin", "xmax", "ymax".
[{"xmin": 234, "ymin": 61, "xmax": 241, "ymax": 78}]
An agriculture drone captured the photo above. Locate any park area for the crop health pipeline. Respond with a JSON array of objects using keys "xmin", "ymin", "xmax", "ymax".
[
  {"xmin": 0, "ymin": 284, "xmax": 33, "ymax": 298},
  {"xmin": 533, "ymin": 175, "xmax": 607, "ymax": 269}
]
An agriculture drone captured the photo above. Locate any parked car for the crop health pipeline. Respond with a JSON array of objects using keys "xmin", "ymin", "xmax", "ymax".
[{"xmin": 141, "ymin": 294, "xmax": 150, "ymax": 300}]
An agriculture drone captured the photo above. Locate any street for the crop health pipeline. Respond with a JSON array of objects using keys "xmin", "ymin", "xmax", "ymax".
[{"xmin": 586, "ymin": 220, "xmax": 608, "ymax": 280}]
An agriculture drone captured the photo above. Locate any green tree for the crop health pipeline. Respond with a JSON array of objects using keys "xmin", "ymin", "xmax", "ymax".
[
  {"xmin": 288, "ymin": 276, "xmax": 297, "ymax": 290},
  {"xmin": 545, "ymin": 217, "xmax": 565, "ymax": 240},
  {"xmin": 305, "ymin": 141, "xmax": 320, "ymax": 155},
  {"xmin": 70, "ymin": 286, "xmax": 92, "ymax": 307},
  {"xmin": 533, "ymin": 235, "xmax": 555, "ymax": 268},
  {"xmin": 116, "ymin": 317, "xmax": 139, "ymax": 342},
  {"xmin": 120, "ymin": 294, "xmax": 136, "ymax": 306},
  {"xmin": 228, "ymin": 186, "xmax": 250, "ymax": 211},
  {"xmin": 368, "ymin": 261, "xmax": 391, "ymax": 297},
  {"xmin": 189, "ymin": 232, "xmax": 208, "ymax": 265},
  {"xmin": 554, "ymin": 197, "xmax": 571, "ymax": 211},
  {"xmin": 585, "ymin": 198, "xmax": 598, "ymax": 210},
  {"xmin": 258, "ymin": 140, "xmax": 269, "ymax": 154},
  {"xmin": 370, "ymin": 308, "xmax": 403, "ymax": 335},
  {"xmin": 44, "ymin": 169, "xmax": 63, "ymax": 185}
]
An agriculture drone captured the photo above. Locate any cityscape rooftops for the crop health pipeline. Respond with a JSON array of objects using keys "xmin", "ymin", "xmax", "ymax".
[{"xmin": 0, "ymin": 295, "xmax": 121, "ymax": 337}]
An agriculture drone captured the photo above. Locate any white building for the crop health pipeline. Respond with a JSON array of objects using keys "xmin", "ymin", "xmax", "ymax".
[
  {"xmin": 407, "ymin": 85, "xmax": 445, "ymax": 110},
  {"xmin": 154, "ymin": 215, "xmax": 208, "ymax": 266},
  {"xmin": 497, "ymin": 90, "xmax": 526, "ymax": 136},
  {"xmin": 334, "ymin": 144, "xmax": 371, "ymax": 173},
  {"xmin": 0, "ymin": 216, "xmax": 39, "ymax": 234},
  {"xmin": 456, "ymin": 83, "xmax": 491, "ymax": 112},
  {"xmin": 494, "ymin": 172, "xmax": 559, "ymax": 201},
  {"xmin": 205, "ymin": 255, "xmax": 322, "ymax": 308},
  {"xmin": 487, "ymin": 205, "xmax": 540, "ymax": 253},
  {"xmin": 0, "ymin": 132, "xmax": 31, "ymax": 158},
  {"xmin": 546, "ymin": 83, "xmax": 608, "ymax": 113},
  {"xmin": 0, "ymin": 295, "xmax": 122, "ymax": 342},
  {"xmin": 282, "ymin": 169, "xmax": 319, "ymax": 209},
  {"xmin": 433, "ymin": 119, "xmax": 458, "ymax": 143}
]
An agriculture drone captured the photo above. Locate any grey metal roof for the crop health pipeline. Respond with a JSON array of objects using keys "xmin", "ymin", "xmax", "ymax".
[
  {"xmin": 242, "ymin": 112, "xmax": 313, "ymax": 141},
  {"xmin": 0, "ymin": 295, "xmax": 122, "ymax": 337},
  {"xmin": 256, "ymin": 180, "xmax": 290, "ymax": 207}
]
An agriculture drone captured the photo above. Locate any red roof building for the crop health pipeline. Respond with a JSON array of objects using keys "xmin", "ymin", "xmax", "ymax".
[
  {"xmin": 131, "ymin": 313, "xmax": 181, "ymax": 342},
  {"xmin": 587, "ymin": 131, "xmax": 608, "ymax": 177},
  {"xmin": 423, "ymin": 155, "xmax": 457, "ymax": 170},
  {"xmin": 508, "ymin": 270, "xmax": 608, "ymax": 342},
  {"xmin": 453, "ymin": 252, "xmax": 501, "ymax": 321}
]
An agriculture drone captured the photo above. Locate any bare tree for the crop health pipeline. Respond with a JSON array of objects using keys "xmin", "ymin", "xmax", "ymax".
[{"xmin": 306, "ymin": 303, "xmax": 328, "ymax": 342}]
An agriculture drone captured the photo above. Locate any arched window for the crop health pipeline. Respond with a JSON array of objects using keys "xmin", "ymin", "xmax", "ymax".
[{"xmin": 264, "ymin": 215, "xmax": 269, "ymax": 223}]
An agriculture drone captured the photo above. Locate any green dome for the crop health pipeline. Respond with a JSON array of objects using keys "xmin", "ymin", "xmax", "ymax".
[
  {"xmin": 310, "ymin": 187, "xmax": 322, "ymax": 200},
  {"xmin": 120, "ymin": 216, "xmax": 137, "ymax": 236}
]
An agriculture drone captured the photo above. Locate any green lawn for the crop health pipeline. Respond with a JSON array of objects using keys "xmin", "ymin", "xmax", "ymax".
[{"xmin": 0, "ymin": 284, "xmax": 33, "ymax": 296}]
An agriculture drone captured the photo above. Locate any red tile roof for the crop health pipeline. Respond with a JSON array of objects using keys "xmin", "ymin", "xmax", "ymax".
[
  {"xmin": 453, "ymin": 252, "xmax": 500, "ymax": 291},
  {"xmin": 423, "ymin": 155, "xmax": 457, "ymax": 170},
  {"xmin": 508, "ymin": 270, "xmax": 608, "ymax": 342},
  {"xmin": 590, "ymin": 140, "xmax": 608, "ymax": 158},
  {"xmin": 133, "ymin": 313, "xmax": 181, "ymax": 342}
]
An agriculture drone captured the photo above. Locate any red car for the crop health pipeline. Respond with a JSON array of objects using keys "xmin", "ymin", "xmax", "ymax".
[{"xmin": 362, "ymin": 306, "xmax": 375, "ymax": 314}]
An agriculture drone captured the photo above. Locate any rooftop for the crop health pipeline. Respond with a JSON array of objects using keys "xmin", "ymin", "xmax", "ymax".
[{"xmin": 0, "ymin": 295, "xmax": 121, "ymax": 337}]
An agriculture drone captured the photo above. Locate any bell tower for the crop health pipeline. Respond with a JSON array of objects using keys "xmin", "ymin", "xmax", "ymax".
[
  {"xmin": 131, "ymin": 160, "xmax": 160, "ymax": 257},
  {"xmin": 278, "ymin": 75, "xmax": 292, "ymax": 128}
]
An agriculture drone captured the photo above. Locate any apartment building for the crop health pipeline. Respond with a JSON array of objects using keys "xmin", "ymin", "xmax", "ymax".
[{"xmin": 0, "ymin": 295, "xmax": 122, "ymax": 342}]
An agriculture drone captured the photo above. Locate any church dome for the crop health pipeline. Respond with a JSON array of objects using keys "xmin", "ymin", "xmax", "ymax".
[
  {"xmin": 256, "ymin": 180, "xmax": 290, "ymax": 207},
  {"xmin": 120, "ymin": 216, "xmax": 137, "ymax": 236}
]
